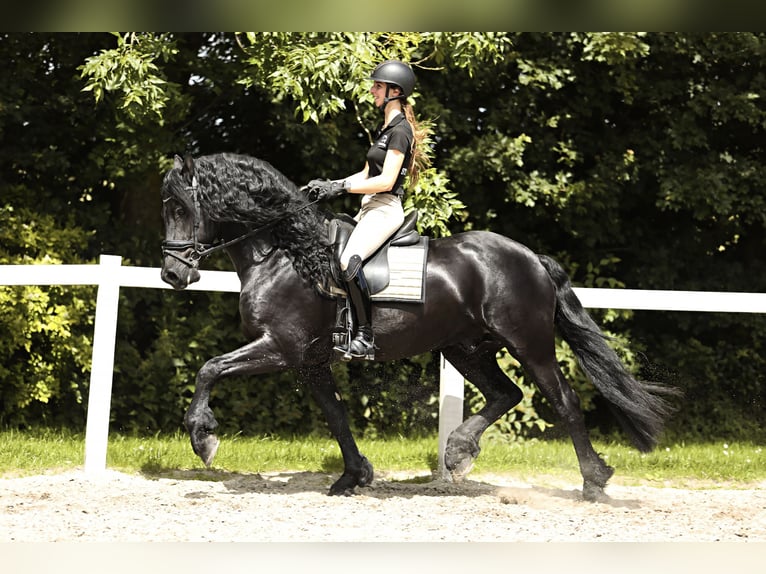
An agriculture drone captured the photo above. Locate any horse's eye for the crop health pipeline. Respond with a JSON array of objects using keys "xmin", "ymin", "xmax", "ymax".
[{"xmin": 174, "ymin": 206, "xmax": 186, "ymax": 218}]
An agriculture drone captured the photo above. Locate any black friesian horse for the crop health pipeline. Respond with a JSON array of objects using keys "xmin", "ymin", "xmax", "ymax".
[{"xmin": 160, "ymin": 153, "xmax": 675, "ymax": 501}]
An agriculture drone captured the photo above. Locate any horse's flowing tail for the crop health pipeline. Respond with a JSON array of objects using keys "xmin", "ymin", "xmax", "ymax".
[{"xmin": 537, "ymin": 255, "xmax": 678, "ymax": 452}]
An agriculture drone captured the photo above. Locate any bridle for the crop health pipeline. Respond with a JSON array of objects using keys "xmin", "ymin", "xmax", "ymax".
[{"xmin": 161, "ymin": 176, "xmax": 321, "ymax": 270}]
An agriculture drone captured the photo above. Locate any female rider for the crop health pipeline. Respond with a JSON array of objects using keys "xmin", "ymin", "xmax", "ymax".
[{"xmin": 307, "ymin": 60, "xmax": 427, "ymax": 360}]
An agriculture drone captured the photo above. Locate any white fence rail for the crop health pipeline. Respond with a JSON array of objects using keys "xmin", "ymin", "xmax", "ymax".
[{"xmin": 3, "ymin": 254, "xmax": 766, "ymax": 477}]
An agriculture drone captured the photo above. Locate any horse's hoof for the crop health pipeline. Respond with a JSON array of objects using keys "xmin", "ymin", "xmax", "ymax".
[
  {"xmin": 357, "ymin": 456, "xmax": 374, "ymax": 487},
  {"xmin": 328, "ymin": 486, "xmax": 356, "ymax": 497},
  {"xmin": 582, "ymin": 481, "xmax": 610, "ymax": 503},
  {"xmin": 445, "ymin": 445, "xmax": 476, "ymax": 482},
  {"xmin": 444, "ymin": 431, "xmax": 480, "ymax": 482},
  {"xmin": 448, "ymin": 457, "xmax": 475, "ymax": 482},
  {"xmin": 328, "ymin": 477, "xmax": 357, "ymax": 497},
  {"xmin": 444, "ymin": 439, "xmax": 478, "ymax": 482},
  {"xmin": 198, "ymin": 434, "xmax": 220, "ymax": 468},
  {"xmin": 328, "ymin": 458, "xmax": 374, "ymax": 496}
]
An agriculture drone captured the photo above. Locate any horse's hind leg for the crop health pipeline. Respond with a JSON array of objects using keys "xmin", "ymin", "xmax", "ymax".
[
  {"xmin": 441, "ymin": 345, "xmax": 523, "ymax": 481},
  {"xmin": 299, "ymin": 363, "xmax": 373, "ymax": 496},
  {"xmin": 517, "ymin": 346, "xmax": 614, "ymax": 501}
]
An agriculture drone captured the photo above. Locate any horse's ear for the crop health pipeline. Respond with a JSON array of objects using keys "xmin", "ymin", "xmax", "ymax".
[
  {"xmin": 183, "ymin": 154, "xmax": 195, "ymax": 176},
  {"xmin": 177, "ymin": 154, "xmax": 195, "ymax": 185},
  {"xmin": 173, "ymin": 154, "xmax": 183, "ymax": 170}
]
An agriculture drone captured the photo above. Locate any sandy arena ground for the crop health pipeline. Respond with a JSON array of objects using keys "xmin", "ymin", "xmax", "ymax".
[{"xmin": 1, "ymin": 468, "xmax": 764, "ymax": 543}]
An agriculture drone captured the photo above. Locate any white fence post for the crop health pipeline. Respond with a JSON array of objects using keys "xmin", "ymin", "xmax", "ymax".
[
  {"xmin": 438, "ymin": 355, "xmax": 464, "ymax": 480},
  {"xmin": 83, "ymin": 254, "xmax": 123, "ymax": 475}
]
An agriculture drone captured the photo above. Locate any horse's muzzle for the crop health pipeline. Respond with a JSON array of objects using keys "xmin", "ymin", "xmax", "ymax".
[{"xmin": 161, "ymin": 259, "xmax": 201, "ymax": 290}]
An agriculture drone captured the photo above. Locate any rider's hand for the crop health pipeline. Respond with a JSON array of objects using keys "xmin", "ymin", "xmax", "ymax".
[{"xmin": 305, "ymin": 179, "xmax": 349, "ymax": 202}]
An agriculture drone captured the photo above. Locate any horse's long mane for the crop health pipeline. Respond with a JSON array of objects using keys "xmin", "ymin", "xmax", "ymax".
[{"xmin": 171, "ymin": 153, "xmax": 333, "ymax": 287}]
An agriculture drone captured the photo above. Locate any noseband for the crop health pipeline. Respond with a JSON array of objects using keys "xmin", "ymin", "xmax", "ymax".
[{"xmin": 161, "ymin": 176, "xmax": 320, "ymax": 270}]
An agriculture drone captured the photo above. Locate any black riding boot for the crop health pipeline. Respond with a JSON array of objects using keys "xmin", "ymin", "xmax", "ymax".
[{"xmin": 336, "ymin": 255, "xmax": 374, "ymax": 360}]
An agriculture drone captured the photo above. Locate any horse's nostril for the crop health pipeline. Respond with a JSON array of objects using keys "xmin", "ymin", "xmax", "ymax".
[{"xmin": 161, "ymin": 268, "xmax": 179, "ymax": 286}]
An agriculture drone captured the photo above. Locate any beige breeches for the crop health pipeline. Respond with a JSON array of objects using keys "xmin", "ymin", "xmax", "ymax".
[{"xmin": 340, "ymin": 193, "xmax": 405, "ymax": 270}]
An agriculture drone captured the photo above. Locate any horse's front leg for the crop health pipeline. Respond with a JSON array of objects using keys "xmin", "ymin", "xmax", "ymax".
[
  {"xmin": 185, "ymin": 337, "xmax": 288, "ymax": 467},
  {"xmin": 299, "ymin": 364, "xmax": 373, "ymax": 496}
]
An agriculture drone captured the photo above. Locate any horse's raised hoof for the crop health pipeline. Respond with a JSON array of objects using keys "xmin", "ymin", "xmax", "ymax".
[
  {"xmin": 444, "ymin": 433, "xmax": 480, "ymax": 482},
  {"xmin": 194, "ymin": 434, "xmax": 220, "ymax": 468},
  {"xmin": 448, "ymin": 457, "xmax": 475, "ymax": 483}
]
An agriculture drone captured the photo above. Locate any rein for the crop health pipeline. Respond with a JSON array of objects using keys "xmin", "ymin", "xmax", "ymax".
[{"xmin": 162, "ymin": 177, "xmax": 321, "ymax": 270}]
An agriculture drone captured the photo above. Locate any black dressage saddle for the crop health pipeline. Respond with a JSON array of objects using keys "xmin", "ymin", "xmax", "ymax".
[{"xmin": 327, "ymin": 210, "xmax": 423, "ymax": 294}]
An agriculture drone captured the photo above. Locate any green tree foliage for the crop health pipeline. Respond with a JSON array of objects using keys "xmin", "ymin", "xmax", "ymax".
[
  {"xmin": 80, "ymin": 32, "xmax": 185, "ymax": 125},
  {"xmin": 0, "ymin": 205, "xmax": 93, "ymax": 427},
  {"xmin": 0, "ymin": 34, "xmax": 110, "ymax": 428},
  {"xmin": 2, "ymin": 33, "xmax": 764, "ymax": 442}
]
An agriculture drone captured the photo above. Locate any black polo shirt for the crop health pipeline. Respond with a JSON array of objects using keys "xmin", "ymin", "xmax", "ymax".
[{"xmin": 366, "ymin": 114, "xmax": 413, "ymax": 196}]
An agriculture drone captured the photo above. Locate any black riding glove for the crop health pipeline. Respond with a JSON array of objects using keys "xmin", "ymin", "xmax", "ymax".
[{"xmin": 306, "ymin": 179, "xmax": 349, "ymax": 201}]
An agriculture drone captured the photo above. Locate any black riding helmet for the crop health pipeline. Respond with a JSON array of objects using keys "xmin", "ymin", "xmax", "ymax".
[{"xmin": 369, "ymin": 60, "xmax": 416, "ymax": 106}]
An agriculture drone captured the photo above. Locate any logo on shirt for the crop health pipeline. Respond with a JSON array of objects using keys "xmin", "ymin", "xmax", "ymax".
[{"xmin": 377, "ymin": 134, "xmax": 389, "ymax": 149}]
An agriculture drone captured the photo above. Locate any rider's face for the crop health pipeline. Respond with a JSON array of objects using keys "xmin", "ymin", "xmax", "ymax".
[{"xmin": 370, "ymin": 81, "xmax": 400, "ymax": 108}]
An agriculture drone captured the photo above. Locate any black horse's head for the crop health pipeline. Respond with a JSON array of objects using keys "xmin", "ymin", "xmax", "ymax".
[
  {"xmin": 159, "ymin": 152, "xmax": 335, "ymax": 292},
  {"xmin": 160, "ymin": 155, "xmax": 219, "ymax": 290}
]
